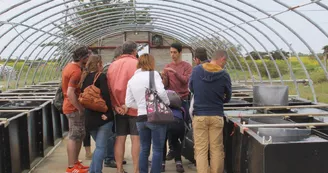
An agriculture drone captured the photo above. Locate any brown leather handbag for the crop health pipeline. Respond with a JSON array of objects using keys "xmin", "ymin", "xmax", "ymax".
[{"xmin": 78, "ymin": 72, "xmax": 108, "ymax": 113}]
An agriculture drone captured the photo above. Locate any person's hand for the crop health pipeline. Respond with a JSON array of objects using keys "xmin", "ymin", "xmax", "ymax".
[
  {"xmin": 121, "ymin": 105, "xmax": 128, "ymax": 115},
  {"xmin": 164, "ymin": 67, "xmax": 176, "ymax": 73},
  {"xmin": 115, "ymin": 106, "xmax": 124, "ymax": 115},
  {"xmin": 101, "ymin": 114, "xmax": 108, "ymax": 120}
]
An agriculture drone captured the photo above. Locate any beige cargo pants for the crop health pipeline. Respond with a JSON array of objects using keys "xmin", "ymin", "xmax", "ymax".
[{"xmin": 193, "ymin": 116, "xmax": 225, "ymax": 173}]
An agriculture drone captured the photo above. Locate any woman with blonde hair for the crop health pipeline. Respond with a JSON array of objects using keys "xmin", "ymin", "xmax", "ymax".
[
  {"xmin": 79, "ymin": 55, "xmax": 114, "ymax": 173},
  {"xmin": 125, "ymin": 54, "xmax": 170, "ymax": 173}
]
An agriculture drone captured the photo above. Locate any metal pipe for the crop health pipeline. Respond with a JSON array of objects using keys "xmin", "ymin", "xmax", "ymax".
[
  {"xmin": 0, "ymin": 92, "xmax": 55, "ymax": 95},
  {"xmin": 0, "ymin": 99, "xmax": 53, "ymax": 101},
  {"xmin": 228, "ymin": 113, "xmax": 328, "ymax": 118},
  {"xmin": 18, "ymin": 4, "xmax": 249, "ymax": 84},
  {"xmin": 224, "ymin": 104, "xmax": 328, "ymax": 110},
  {"xmin": 0, "ymin": 0, "xmax": 322, "ymax": 94},
  {"xmin": 0, "ymin": 1, "xmax": 243, "ymax": 86},
  {"xmin": 242, "ymin": 122, "xmax": 328, "ymax": 128},
  {"xmin": 238, "ymin": 0, "xmax": 318, "ymax": 102}
]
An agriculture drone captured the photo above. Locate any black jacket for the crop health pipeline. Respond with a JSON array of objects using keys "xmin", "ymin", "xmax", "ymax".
[{"xmin": 81, "ymin": 72, "xmax": 114, "ymax": 131}]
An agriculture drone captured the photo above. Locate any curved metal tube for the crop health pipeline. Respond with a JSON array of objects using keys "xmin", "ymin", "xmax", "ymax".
[
  {"xmin": 238, "ymin": 0, "xmax": 318, "ymax": 102},
  {"xmin": 0, "ymin": 0, "xmax": 326, "ymax": 102},
  {"xmin": 3, "ymin": 1, "xmax": 256, "ymax": 87},
  {"xmin": 213, "ymin": 0, "xmax": 300, "ymax": 96},
  {"xmin": 0, "ymin": 1, "xmax": 249, "ymax": 87}
]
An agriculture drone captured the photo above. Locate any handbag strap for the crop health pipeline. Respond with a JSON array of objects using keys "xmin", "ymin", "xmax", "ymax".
[
  {"xmin": 149, "ymin": 71, "xmax": 156, "ymax": 91},
  {"xmin": 93, "ymin": 72, "xmax": 101, "ymax": 85}
]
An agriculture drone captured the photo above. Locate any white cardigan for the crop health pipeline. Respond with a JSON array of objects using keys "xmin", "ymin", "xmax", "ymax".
[{"xmin": 125, "ymin": 69, "xmax": 170, "ymax": 116}]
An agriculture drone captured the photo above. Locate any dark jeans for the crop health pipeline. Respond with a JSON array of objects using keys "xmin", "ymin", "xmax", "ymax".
[
  {"xmin": 163, "ymin": 117, "xmax": 185, "ymax": 163},
  {"xmin": 182, "ymin": 100, "xmax": 190, "ymax": 123},
  {"xmin": 137, "ymin": 122, "xmax": 167, "ymax": 173},
  {"xmin": 83, "ymin": 130, "xmax": 91, "ymax": 147},
  {"xmin": 167, "ymin": 100, "xmax": 190, "ymax": 153}
]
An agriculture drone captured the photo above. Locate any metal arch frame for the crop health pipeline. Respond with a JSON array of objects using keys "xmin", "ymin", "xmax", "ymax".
[
  {"xmin": 149, "ymin": 0, "xmax": 318, "ymax": 101},
  {"xmin": 214, "ymin": 0, "xmax": 300, "ymax": 97},
  {"xmin": 60, "ymin": 25, "xmax": 238, "ymax": 77},
  {"xmin": 137, "ymin": 1, "xmax": 280, "ymax": 84},
  {"xmin": 0, "ymin": 1, "xmax": 251, "ymax": 88},
  {"xmin": 152, "ymin": 0, "xmax": 273, "ymax": 82},
  {"xmin": 200, "ymin": 0, "xmax": 284, "ymax": 85},
  {"xmin": 134, "ymin": 2, "xmax": 261, "ymax": 83},
  {"xmin": 155, "ymin": 0, "xmax": 326, "ymax": 102},
  {"xmin": 14, "ymin": 10, "xmax": 243, "ymax": 85},
  {"xmin": 48, "ymin": 14, "xmax": 238, "ymax": 75},
  {"xmin": 43, "ymin": 24, "xmax": 234, "ymax": 82},
  {"xmin": 51, "ymin": 27, "xmax": 233, "ymax": 81},
  {"xmin": 316, "ymin": 1, "xmax": 328, "ymax": 10},
  {"xmin": 44, "ymin": 27, "xmax": 199, "ymax": 83},
  {"xmin": 0, "ymin": 1, "xmax": 258, "ymax": 87},
  {"xmin": 57, "ymin": 8, "xmax": 248, "ymax": 81},
  {"xmin": 159, "ymin": 0, "xmax": 319, "ymax": 93},
  {"xmin": 54, "ymin": 4, "xmax": 255, "ymax": 83},
  {"xmin": 0, "ymin": 0, "xmax": 326, "ymax": 100},
  {"xmin": 54, "ymin": 23, "xmax": 240, "ymax": 83},
  {"xmin": 0, "ymin": 2, "xmax": 133, "ymax": 87},
  {"xmin": 238, "ymin": 0, "xmax": 319, "ymax": 102},
  {"xmin": 0, "ymin": 0, "xmax": 288, "ymax": 81},
  {"xmin": 14, "ymin": 34, "xmax": 59, "ymax": 87},
  {"xmin": 57, "ymin": 7, "xmax": 248, "ymax": 82},
  {"xmin": 46, "ymin": 26, "xmax": 232, "ymax": 81},
  {"xmin": 273, "ymin": 0, "xmax": 328, "ymax": 78}
]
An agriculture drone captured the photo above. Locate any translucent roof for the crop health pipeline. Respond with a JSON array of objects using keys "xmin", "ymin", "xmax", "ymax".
[{"xmin": 1, "ymin": 0, "xmax": 328, "ymax": 102}]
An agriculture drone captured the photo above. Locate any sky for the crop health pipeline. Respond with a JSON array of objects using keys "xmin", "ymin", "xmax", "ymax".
[{"xmin": 1, "ymin": 0, "xmax": 328, "ymax": 61}]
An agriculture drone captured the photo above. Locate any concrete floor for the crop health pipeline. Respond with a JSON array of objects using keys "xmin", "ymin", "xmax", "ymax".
[{"xmin": 31, "ymin": 136, "xmax": 197, "ymax": 173}]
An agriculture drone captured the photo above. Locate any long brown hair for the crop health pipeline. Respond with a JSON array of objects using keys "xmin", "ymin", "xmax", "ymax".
[{"xmin": 79, "ymin": 55, "xmax": 102, "ymax": 88}]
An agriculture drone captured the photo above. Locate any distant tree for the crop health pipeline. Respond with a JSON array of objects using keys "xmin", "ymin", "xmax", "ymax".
[
  {"xmin": 245, "ymin": 51, "xmax": 267, "ymax": 60},
  {"xmin": 270, "ymin": 49, "xmax": 289, "ymax": 60}
]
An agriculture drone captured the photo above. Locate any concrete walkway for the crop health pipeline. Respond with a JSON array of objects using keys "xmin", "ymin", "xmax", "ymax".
[{"xmin": 31, "ymin": 136, "xmax": 197, "ymax": 173}]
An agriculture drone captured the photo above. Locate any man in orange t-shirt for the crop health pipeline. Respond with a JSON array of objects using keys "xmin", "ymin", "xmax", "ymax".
[
  {"xmin": 62, "ymin": 46, "xmax": 90, "ymax": 173},
  {"xmin": 107, "ymin": 41, "xmax": 139, "ymax": 173}
]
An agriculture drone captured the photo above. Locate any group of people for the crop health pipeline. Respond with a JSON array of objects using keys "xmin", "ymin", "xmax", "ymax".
[{"xmin": 61, "ymin": 41, "xmax": 232, "ymax": 173}]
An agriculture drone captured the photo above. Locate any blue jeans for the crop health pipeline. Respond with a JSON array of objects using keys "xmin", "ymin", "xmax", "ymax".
[
  {"xmin": 137, "ymin": 122, "xmax": 167, "ymax": 173},
  {"xmin": 89, "ymin": 122, "xmax": 112, "ymax": 173}
]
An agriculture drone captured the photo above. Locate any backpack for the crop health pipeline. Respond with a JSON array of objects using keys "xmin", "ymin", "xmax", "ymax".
[
  {"xmin": 54, "ymin": 82, "xmax": 64, "ymax": 114},
  {"xmin": 78, "ymin": 72, "xmax": 108, "ymax": 113}
]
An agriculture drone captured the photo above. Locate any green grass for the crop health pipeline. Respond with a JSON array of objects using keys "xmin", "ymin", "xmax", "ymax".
[
  {"xmin": 229, "ymin": 56, "xmax": 328, "ymax": 103},
  {"xmin": 0, "ymin": 61, "xmax": 61, "ymax": 90}
]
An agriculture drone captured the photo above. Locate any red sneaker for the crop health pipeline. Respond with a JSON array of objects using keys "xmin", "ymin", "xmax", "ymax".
[
  {"xmin": 75, "ymin": 161, "xmax": 89, "ymax": 169},
  {"xmin": 65, "ymin": 165, "xmax": 88, "ymax": 173}
]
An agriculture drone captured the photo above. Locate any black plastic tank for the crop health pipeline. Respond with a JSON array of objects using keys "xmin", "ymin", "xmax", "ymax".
[{"xmin": 0, "ymin": 112, "xmax": 30, "ymax": 173}]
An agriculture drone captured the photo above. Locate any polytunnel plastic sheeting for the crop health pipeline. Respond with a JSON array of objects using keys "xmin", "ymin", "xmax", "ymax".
[{"xmin": 0, "ymin": 0, "xmax": 328, "ymax": 103}]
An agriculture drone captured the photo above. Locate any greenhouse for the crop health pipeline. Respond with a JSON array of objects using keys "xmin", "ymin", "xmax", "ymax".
[{"xmin": 1, "ymin": 1, "xmax": 328, "ymax": 173}]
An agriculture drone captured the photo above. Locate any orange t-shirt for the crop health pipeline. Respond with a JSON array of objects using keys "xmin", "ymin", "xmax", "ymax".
[{"xmin": 61, "ymin": 63, "xmax": 82, "ymax": 114}]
